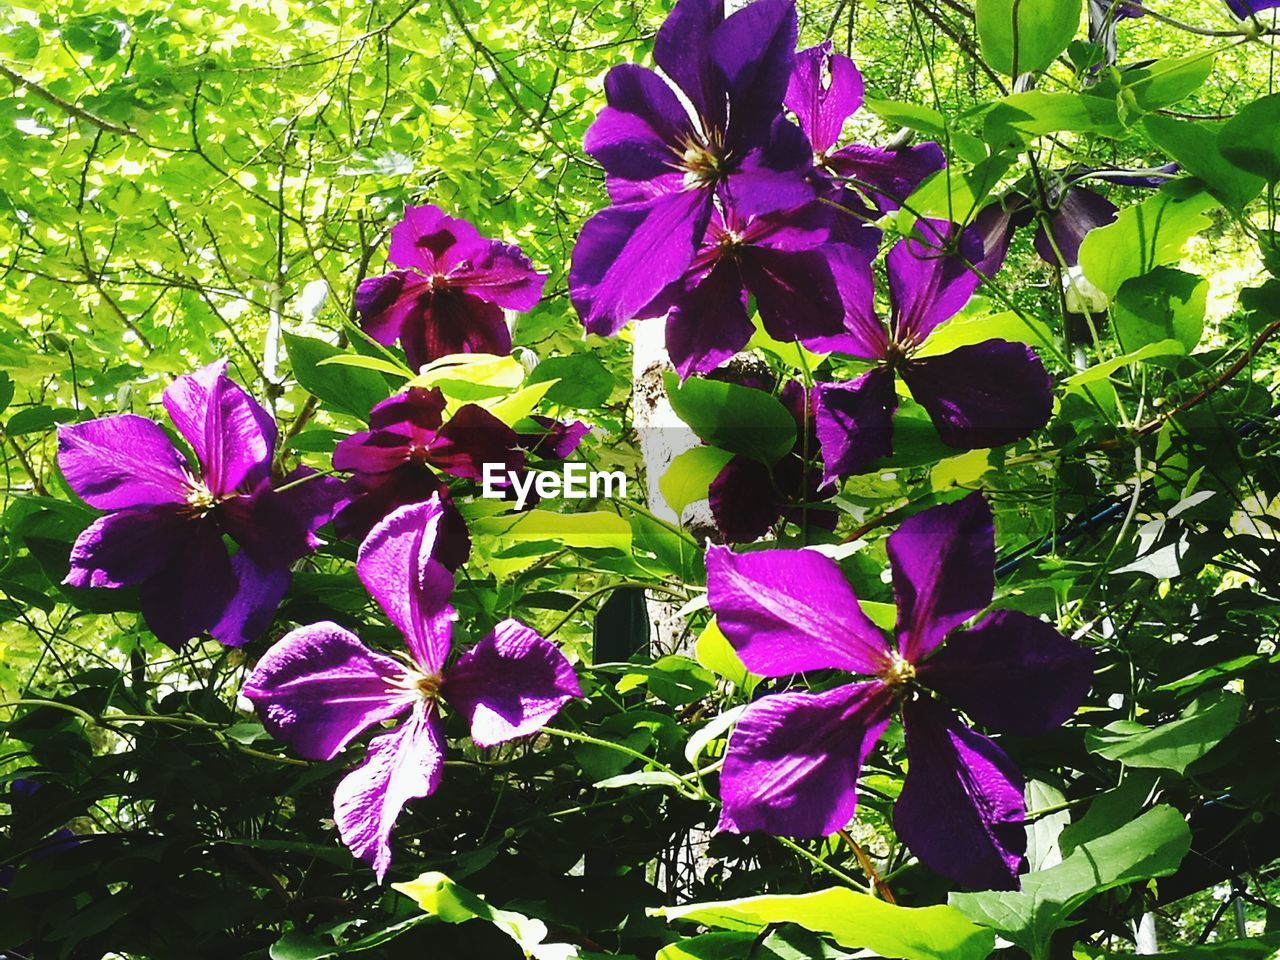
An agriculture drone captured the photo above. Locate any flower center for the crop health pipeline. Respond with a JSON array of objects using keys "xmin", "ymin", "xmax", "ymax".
[
  {"xmin": 879, "ymin": 651, "xmax": 916, "ymax": 690},
  {"xmin": 184, "ymin": 479, "xmax": 217, "ymax": 517},
  {"xmin": 678, "ymin": 133, "xmax": 728, "ymax": 190},
  {"xmin": 882, "ymin": 341, "xmax": 911, "ymax": 369},
  {"xmin": 407, "ymin": 441, "xmax": 433, "ymax": 466},
  {"xmin": 391, "ymin": 669, "xmax": 443, "ymax": 702}
]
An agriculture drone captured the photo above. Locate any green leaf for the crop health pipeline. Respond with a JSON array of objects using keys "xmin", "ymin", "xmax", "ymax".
[
  {"xmin": 394, "ymin": 871, "xmax": 579, "ymax": 960},
  {"xmin": 664, "ymin": 372, "xmax": 796, "ymax": 464},
  {"xmin": 693, "ymin": 619, "xmax": 751, "ymax": 687},
  {"xmin": 0, "ymin": 372, "xmax": 13, "ymax": 416},
  {"xmin": 283, "ymin": 333, "xmax": 390, "ymax": 420},
  {"xmin": 1142, "ymin": 115, "xmax": 1263, "ymax": 213},
  {"xmin": 1078, "ymin": 183, "xmax": 1217, "ymax": 299},
  {"xmin": 1085, "ymin": 693, "xmax": 1243, "ymax": 773},
  {"xmin": 528, "ymin": 354, "xmax": 616, "ymax": 407},
  {"xmin": 976, "ymin": 0, "xmax": 1081, "ymax": 76},
  {"xmin": 863, "ymin": 98, "xmax": 947, "ymax": 138},
  {"xmin": 315, "ymin": 353, "xmax": 412, "ymax": 378},
  {"xmin": 983, "ymin": 91, "xmax": 1121, "ymax": 145},
  {"xmin": 654, "ymin": 887, "xmax": 995, "ymax": 960},
  {"xmin": 269, "ymin": 930, "xmax": 337, "ymax": 960},
  {"xmin": 1123, "ymin": 54, "xmax": 1216, "ymax": 112},
  {"xmin": 916, "ymin": 309, "xmax": 1056, "ymax": 357},
  {"xmin": 660, "ymin": 447, "xmax": 734, "ymax": 517},
  {"xmin": 1219, "ymin": 92, "xmax": 1280, "ymax": 182},
  {"xmin": 6, "ymin": 405, "xmax": 70, "ymax": 436},
  {"xmin": 1062, "ymin": 340, "xmax": 1184, "ymax": 394},
  {"xmin": 951, "ymin": 806, "xmax": 1191, "ymax": 960},
  {"xmin": 657, "ymin": 932, "xmax": 758, "ymax": 960},
  {"xmin": 1112, "ymin": 268, "xmax": 1207, "ymax": 354},
  {"xmin": 1092, "ymin": 934, "xmax": 1280, "ymax": 958}
]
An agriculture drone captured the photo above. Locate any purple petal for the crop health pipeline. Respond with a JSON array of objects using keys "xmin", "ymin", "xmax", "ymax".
[
  {"xmin": 57, "ymin": 415, "xmax": 190, "ymax": 510},
  {"xmin": 711, "ymin": 0, "xmax": 798, "ymax": 149},
  {"xmin": 653, "ymin": 0, "xmax": 724, "ymax": 129},
  {"xmin": 802, "ymin": 244, "xmax": 887, "ymax": 359},
  {"xmin": 814, "ymin": 367, "xmax": 897, "ymax": 482},
  {"xmin": 138, "ymin": 519, "xmax": 237, "ymax": 650},
  {"xmin": 827, "ymin": 142, "xmax": 946, "ymax": 214},
  {"xmin": 519, "ymin": 417, "xmax": 591, "ymax": 460},
  {"xmin": 706, "ymin": 545, "xmax": 893, "ymax": 676},
  {"xmin": 65, "ymin": 505, "xmax": 188, "ymax": 589},
  {"xmin": 210, "ymin": 552, "xmax": 292, "ymax": 648},
  {"xmin": 570, "ymin": 191, "xmax": 714, "ymax": 337},
  {"xmin": 900, "ymin": 340, "xmax": 1053, "ymax": 450},
  {"xmin": 334, "ymin": 701, "xmax": 445, "ymax": 882},
  {"xmin": 1226, "ymin": 0, "xmax": 1280, "ymax": 19},
  {"xmin": 370, "ymin": 388, "xmax": 448, "ymax": 431},
  {"xmin": 722, "ymin": 119, "xmax": 815, "ymax": 216},
  {"xmin": 887, "ymin": 493, "xmax": 994, "ymax": 664},
  {"xmin": 742, "ymin": 246, "xmax": 849, "ymax": 343},
  {"xmin": 333, "ymin": 427, "xmax": 416, "ymax": 475},
  {"xmin": 666, "ymin": 258, "xmax": 754, "ymax": 379},
  {"xmin": 785, "ymin": 42, "xmax": 864, "ymax": 155},
  {"xmin": 163, "ymin": 360, "xmax": 277, "ymax": 496},
  {"xmin": 356, "ymin": 499, "xmax": 457, "ymax": 674},
  {"xmin": 919, "ymin": 610, "xmax": 1094, "ymax": 736},
  {"xmin": 1033, "ymin": 186, "xmax": 1118, "ymax": 267},
  {"xmin": 887, "ymin": 222, "xmax": 982, "ymax": 348},
  {"xmin": 585, "ymin": 65, "xmax": 693, "ymax": 182},
  {"xmin": 356, "ymin": 271, "xmax": 428, "ymax": 347},
  {"xmin": 242, "ymin": 621, "xmax": 413, "ymax": 760},
  {"xmin": 399, "ymin": 289, "xmax": 512, "ymax": 372},
  {"xmin": 332, "ymin": 468, "xmax": 443, "ymax": 541},
  {"xmin": 443, "ymin": 619, "xmax": 581, "ymax": 747},
  {"xmin": 718, "ymin": 681, "xmax": 893, "ymax": 836},
  {"xmin": 430, "ymin": 404, "xmax": 524, "ymax": 481},
  {"xmin": 709, "ymin": 455, "xmax": 784, "ymax": 543},
  {"xmin": 219, "ymin": 468, "xmax": 343, "ymax": 569},
  {"xmin": 386, "ymin": 204, "xmax": 460, "ymax": 273},
  {"xmin": 968, "ymin": 196, "xmax": 1033, "ymax": 278},
  {"xmin": 450, "ymin": 244, "xmax": 545, "ymax": 313},
  {"xmin": 894, "ymin": 697, "xmax": 1026, "ymax": 890}
]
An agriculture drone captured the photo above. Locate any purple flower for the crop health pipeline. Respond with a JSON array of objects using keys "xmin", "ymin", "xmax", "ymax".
[
  {"xmin": 813, "ymin": 221, "xmax": 1054, "ymax": 479},
  {"xmin": 356, "ymin": 205, "xmax": 547, "ymax": 371},
  {"xmin": 570, "ymin": 0, "xmax": 814, "ymax": 336},
  {"xmin": 1032, "ymin": 185, "xmax": 1119, "ymax": 268},
  {"xmin": 57, "ymin": 360, "xmax": 341, "ymax": 649},
  {"xmin": 709, "ymin": 381, "xmax": 835, "ymax": 542},
  {"xmin": 663, "ymin": 204, "xmax": 860, "ymax": 377},
  {"xmin": 786, "ymin": 42, "xmax": 945, "ymax": 221},
  {"xmin": 331, "ymin": 389, "xmax": 589, "ymax": 562},
  {"xmin": 243, "ymin": 498, "xmax": 581, "ymax": 880},
  {"xmin": 707, "ymin": 494, "xmax": 1094, "ymax": 889}
]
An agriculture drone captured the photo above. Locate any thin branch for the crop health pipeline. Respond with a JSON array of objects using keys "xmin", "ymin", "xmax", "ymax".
[{"xmin": 0, "ymin": 60, "xmax": 139, "ymax": 138}]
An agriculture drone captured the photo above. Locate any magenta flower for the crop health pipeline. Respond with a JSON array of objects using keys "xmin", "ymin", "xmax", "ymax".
[
  {"xmin": 570, "ymin": 0, "xmax": 814, "ymax": 336},
  {"xmin": 708, "ymin": 494, "xmax": 1094, "ymax": 889},
  {"xmin": 243, "ymin": 498, "xmax": 582, "ymax": 880},
  {"xmin": 1225, "ymin": 0, "xmax": 1280, "ymax": 18},
  {"xmin": 786, "ymin": 42, "xmax": 945, "ymax": 224},
  {"xmin": 356, "ymin": 205, "xmax": 547, "ymax": 371},
  {"xmin": 57, "ymin": 360, "xmax": 341, "ymax": 649},
  {"xmin": 331, "ymin": 389, "xmax": 588, "ymax": 561},
  {"xmin": 813, "ymin": 220, "xmax": 1053, "ymax": 479}
]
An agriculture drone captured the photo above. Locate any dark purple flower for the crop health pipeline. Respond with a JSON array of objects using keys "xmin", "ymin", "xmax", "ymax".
[
  {"xmin": 787, "ymin": 43, "xmax": 945, "ymax": 217},
  {"xmin": 707, "ymin": 494, "xmax": 1094, "ymax": 889},
  {"xmin": 570, "ymin": 0, "xmax": 814, "ymax": 336},
  {"xmin": 709, "ymin": 381, "xmax": 835, "ymax": 542},
  {"xmin": 1033, "ymin": 186, "xmax": 1119, "ymax": 267},
  {"xmin": 813, "ymin": 221, "xmax": 1053, "ymax": 478},
  {"xmin": 663, "ymin": 204, "xmax": 858, "ymax": 377},
  {"xmin": 243, "ymin": 498, "xmax": 581, "ymax": 880},
  {"xmin": 356, "ymin": 205, "xmax": 547, "ymax": 371},
  {"xmin": 57, "ymin": 360, "xmax": 341, "ymax": 649},
  {"xmin": 331, "ymin": 389, "xmax": 589, "ymax": 562}
]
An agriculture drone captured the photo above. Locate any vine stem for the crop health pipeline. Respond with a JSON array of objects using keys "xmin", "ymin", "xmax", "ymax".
[{"xmin": 539, "ymin": 725, "xmax": 703, "ymax": 799}]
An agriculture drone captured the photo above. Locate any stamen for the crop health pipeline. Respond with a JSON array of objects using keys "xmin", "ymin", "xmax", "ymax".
[
  {"xmin": 879, "ymin": 651, "xmax": 916, "ymax": 689},
  {"xmin": 388, "ymin": 669, "xmax": 443, "ymax": 702}
]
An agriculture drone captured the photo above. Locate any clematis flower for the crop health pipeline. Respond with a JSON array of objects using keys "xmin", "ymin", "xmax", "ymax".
[
  {"xmin": 813, "ymin": 220, "xmax": 1054, "ymax": 479},
  {"xmin": 331, "ymin": 388, "xmax": 589, "ymax": 562},
  {"xmin": 243, "ymin": 498, "xmax": 581, "ymax": 880},
  {"xmin": 661, "ymin": 204, "xmax": 860, "ymax": 377},
  {"xmin": 570, "ymin": 0, "xmax": 814, "ymax": 336},
  {"xmin": 707, "ymin": 494, "xmax": 1094, "ymax": 889},
  {"xmin": 356, "ymin": 205, "xmax": 547, "ymax": 371},
  {"xmin": 786, "ymin": 42, "xmax": 945, "ymax": 224},
  {"xmin": 709, "ymin": 380, "xmax": 835, "ymax": 542},
  {"xmin": 57, "ymin": 360, "xmax": 341, "ymax": 649}
]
